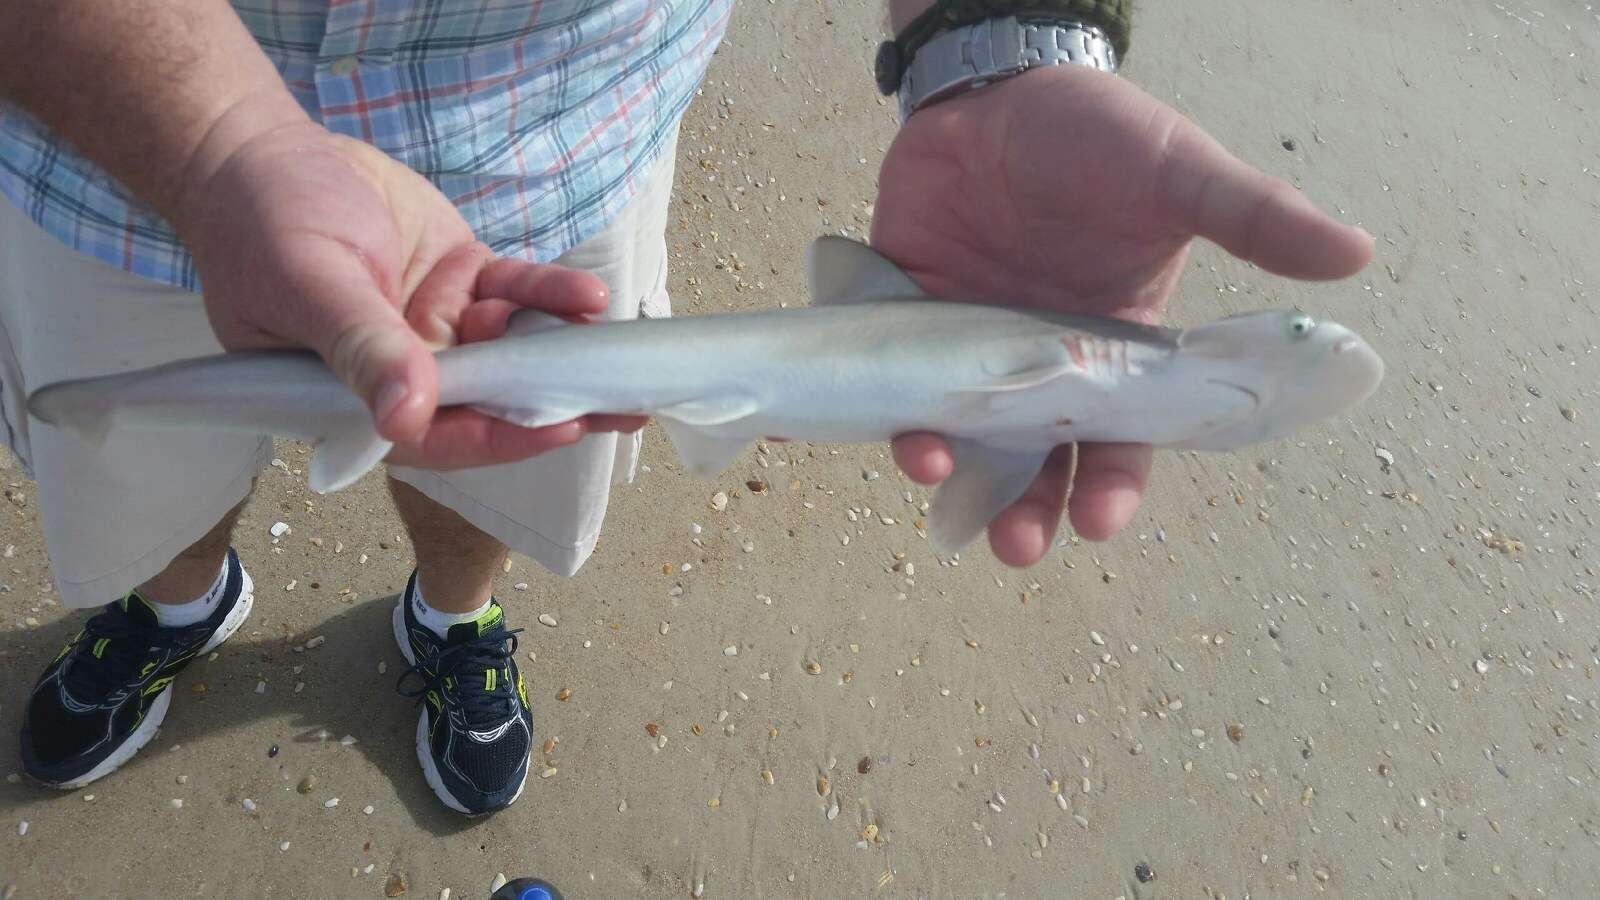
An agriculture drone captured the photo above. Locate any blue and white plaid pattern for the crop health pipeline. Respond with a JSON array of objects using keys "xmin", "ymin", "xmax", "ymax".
[{"xmin": 0, "ymin": 1, "xmax": 731, "ymax": 289}]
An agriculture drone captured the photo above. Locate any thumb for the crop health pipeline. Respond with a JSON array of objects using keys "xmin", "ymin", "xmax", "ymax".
[
  {"xmin": 1162, "ymin": 121, "xmax": 1374, "ymax": 280},
  {"xmin": 320, "ymin": 307, "xmax": 440, "ymax": 444}
]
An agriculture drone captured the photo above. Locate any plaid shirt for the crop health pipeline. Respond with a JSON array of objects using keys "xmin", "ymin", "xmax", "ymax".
[{"xmin": 0, "ymin": 1, "xmax": 731, "ymax": 289}]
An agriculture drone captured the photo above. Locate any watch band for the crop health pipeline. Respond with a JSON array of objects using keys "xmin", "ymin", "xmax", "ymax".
[{"xmin": 897, "ymin": 16, "xmax": 1118, "ymax": 120}]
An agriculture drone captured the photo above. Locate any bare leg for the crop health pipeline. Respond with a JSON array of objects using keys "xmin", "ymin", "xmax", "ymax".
[
  {"xmin": 388, "ymin": 476, "xmax": 507, "ymax": 613},
  {"xmin": 137, "ymin": 495, "xmax": 249, "ymax": 603}
]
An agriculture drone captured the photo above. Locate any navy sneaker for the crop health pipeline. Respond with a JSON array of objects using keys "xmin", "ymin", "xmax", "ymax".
[
  {"xmin": 393, "ymin": 573, "xmax": 532, "ymax": 815},
  {"xmin": 20, "ymin": 549, "xmax": 254, "ymax": 788}
]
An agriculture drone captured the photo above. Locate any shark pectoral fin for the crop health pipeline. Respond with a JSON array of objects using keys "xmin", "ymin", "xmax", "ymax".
[
  {"xmin": 468, "ymin": 402, "xmax": 591, "ymax": 429},
  {"xmin": 926, "ymin": 438, "xmax": 1053, "ymax": 557},
  {"xmin": 657, "ymin": 418, "xmax": 750, "ymax": 478},
  {"xmin": 806, "ymin": 236, "xmax": 926, "ymax": 305},
  {"xmin": 655, "ymin": 395, "xmax": 761, "ymax": 477},
  {"xmin": 308, "ymin": 422, "xmax": 393, "ymax": 494},
  {"xmin": 655, "ymin": 395, "xmax": 760, "ymax": 426},
  {"xmin": 938, "ymin": 360, "xmax": 1078, "ymax": 418}
]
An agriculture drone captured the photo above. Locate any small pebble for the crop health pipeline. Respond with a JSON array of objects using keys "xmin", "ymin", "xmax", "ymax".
[
  {"xmin": 169, "ymin": 798, "xmax": 184, "ymax": 809},
  {"xmin": 709, "ymin": 491, "xmax": 729, "ymax": 511},
  {"xmin": 270, "ymin": 522, "xmax": 291, "ymax": 538},
  {"xmin": 363, "ymin": 805, "xmax": 375, "ymax": 815},
  {"xmin": 1135, "ymin": 862, "xmax": 1154, "ymax": 883},
  {"xmin": 722, "ymin": 645, "xmax": 739, "ymax": 657},
  {"xmin": 489, "ymin": 875, "xmax": 508, "ymax": 892},
  {"xmin": 16, "ymin": 821, "xmax": 27, "ymax": 836},
  {"xmin": 538, "ymin": 613, "xmax": 558, "ymax": 628},
  {"xmin": 323, "ymin": 798, "xmax": 340, "ymax": 808},
  {"xmin": 242, "ymin": 799, "xmax": 257, "ymax": 812},
  {"xmin": 279, "ymin": 841, "xmax": 291, "ymax": 852}
]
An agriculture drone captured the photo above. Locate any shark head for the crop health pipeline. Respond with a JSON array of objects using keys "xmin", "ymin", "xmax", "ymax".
[{"xmin": 1172, "ymin": 310, "xmax": 1384, "ymax": 450}]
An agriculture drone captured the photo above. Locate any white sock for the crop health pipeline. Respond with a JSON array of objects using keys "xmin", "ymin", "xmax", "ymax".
[
  {"xmin": 151, "ymin": 558, "xmax": 230, "ymax": 628},
  {"xmin": 411, "ymin": 579, "xmax": 491, "ymax": 639}
]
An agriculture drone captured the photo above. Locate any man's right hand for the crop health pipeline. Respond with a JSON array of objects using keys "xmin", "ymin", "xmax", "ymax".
[
  {"xmin": 1, "ymin": 1, "xmax": 639, "ymax": 472},
  {"xmin": 168, "ymin": 120, "xmax": 644, "ymax": 470}
]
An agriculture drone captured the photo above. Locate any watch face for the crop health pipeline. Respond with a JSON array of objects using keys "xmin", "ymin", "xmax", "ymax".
[{"xmin": 873, "ymin": 41, "xmax": 901, "ymax": 95}]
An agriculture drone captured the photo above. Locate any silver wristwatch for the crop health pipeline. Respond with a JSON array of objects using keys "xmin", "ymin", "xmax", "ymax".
[{"xmin": 895, "ymin": 17, "xmax": 1118, "ymax": 121}]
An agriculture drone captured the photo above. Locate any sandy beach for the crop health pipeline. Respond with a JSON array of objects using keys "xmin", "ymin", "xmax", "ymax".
[{"xmin": 3, "ymin": 1, "xmax": 1599, "ymax": 897}]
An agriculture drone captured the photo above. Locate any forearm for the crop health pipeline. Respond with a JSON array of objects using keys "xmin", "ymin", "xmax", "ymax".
[{"xmin": 0, "ymin": 1, "xmax": 310, "ymax": 221}]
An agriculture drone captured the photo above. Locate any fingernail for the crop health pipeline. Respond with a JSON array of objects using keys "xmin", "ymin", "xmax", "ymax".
[{"xmin": 374, "ymin": 379, "xmax": 409, "ymax": 427}]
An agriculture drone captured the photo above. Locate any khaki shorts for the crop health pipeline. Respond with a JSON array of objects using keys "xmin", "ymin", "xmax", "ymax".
[{"xmin": 0, "ymin": 149, "xmax": 675, "ymax": 608}]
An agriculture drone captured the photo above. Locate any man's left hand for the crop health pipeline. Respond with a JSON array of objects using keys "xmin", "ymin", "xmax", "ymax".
[{"xmin": 873, "ymin": 65, "xmax": 1374, "ymax": 566}]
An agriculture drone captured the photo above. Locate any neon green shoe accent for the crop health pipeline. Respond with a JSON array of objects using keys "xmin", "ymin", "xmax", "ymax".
[
  {"xmin": 142, "ymin": 675, "xmax": 175, "ymax": 698},
  {"xmin": 92, "ymin": 638, "xmax": 110, "ymax": 659},
  {"xmin": 475, "ymin": 603, "xmax": 504, "ymax": 636},
  {"xmin": 54, "ymin": 629, "xmax": 83, "ymax": 664},
  {"xmin": 485, "ymin": 668, "xmax": 497, "ymax": 692}
]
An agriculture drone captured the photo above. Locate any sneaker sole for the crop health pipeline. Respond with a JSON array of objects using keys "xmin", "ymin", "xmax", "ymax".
[
  {"xmin": 391, "ymin": 599, "xmax": 528, "ymax": 816},
  {"xmin": 48, "ymin": 569, "xmax": 256, "ymax": 791}
]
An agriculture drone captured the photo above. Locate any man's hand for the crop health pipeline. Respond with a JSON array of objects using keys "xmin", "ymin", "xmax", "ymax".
[
  {"xmin": 170, "ymin": 122, "xmax": 643, "ymax": 469},
  {"xmin": 1, "ymin": 1, "xmax": 637, "ymax": 472},
  {"xmin": 874, "ymin": 65, "xmax": 1374, "ymax": 566}
]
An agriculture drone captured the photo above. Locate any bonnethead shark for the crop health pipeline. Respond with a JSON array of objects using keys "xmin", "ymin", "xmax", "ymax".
[{"xmin": 28, "ymin": 236, "xmax": 1385, "ymax": 555}]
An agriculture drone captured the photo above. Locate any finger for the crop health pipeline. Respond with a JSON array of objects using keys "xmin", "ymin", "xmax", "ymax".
[
  {"xmin": 322, "ymin": 311, "xmax": 440, "ymax": 444},
  {"xmin": 891, "ymin": 432, "xmax": 954, "ymax": 484},
  {"xmin": 291, "ymin": 247, "xmax": 438, "ymax": 444},
  {"xmin": 456, "ymin": 298, "xmax": 525, "ymax": 344},
  {"xmin": 1065, "ymin": 442, "xmax": 1152, "ymax": 541},
  {"xmin": 985, "ymin": 444, "xmax": 1077, "ymax": 566},
  {"xmin": 588, "ymin": 414, "xmax": 649, "ymax": 433},
  {"xmin": 404, "ymin": 242, "xmax": 493, "ymax": 348},
  {"xmin": 386, "ymin": 408, "xmax": 589, "ymax": 469},
  {"xmin": 1162, "ymin": 122, "xmax": 1374, "ymax": 281},
  {"xmin": 476, "ymin": 257, "xmax": 611, "ymax": 317}
]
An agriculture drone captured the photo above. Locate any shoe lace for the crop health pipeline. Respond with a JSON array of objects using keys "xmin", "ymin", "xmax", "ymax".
[
  {"xmin": 63, "ymin": 606, "xmax": 195, "ymax": 699},
  {"xmin": 397, "ymin": 628, "xmax": 522, "ymax": 729}
]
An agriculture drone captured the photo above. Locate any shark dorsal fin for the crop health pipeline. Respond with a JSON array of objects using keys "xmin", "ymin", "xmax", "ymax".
[{"xmin": 806, "ymin": 236, "xmax": 927, "ymax": 305}]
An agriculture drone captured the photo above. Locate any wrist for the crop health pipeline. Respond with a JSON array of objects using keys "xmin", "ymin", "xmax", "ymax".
[
  {"xmin": 163, "ymin": 92, "xmax": 317, "ymax": 230},
  {"xmin": 878, "ymin": 1, "xmax": 1133, "ymax": 101}
]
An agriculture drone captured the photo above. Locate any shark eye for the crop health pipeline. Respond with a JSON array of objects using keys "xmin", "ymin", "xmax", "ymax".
[{"xmin": 1288, "ymin": 314, "xmax": 1315, "ymax": 338}]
